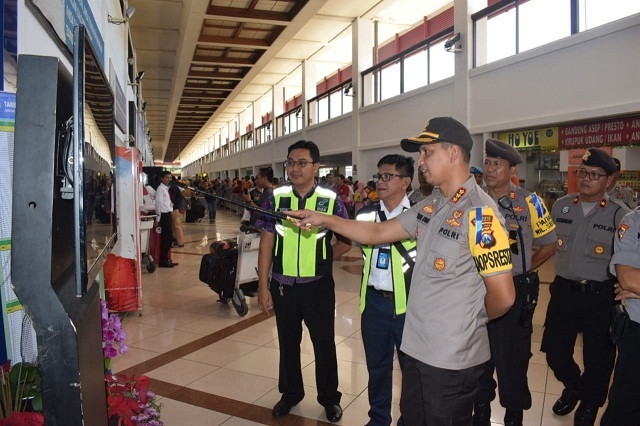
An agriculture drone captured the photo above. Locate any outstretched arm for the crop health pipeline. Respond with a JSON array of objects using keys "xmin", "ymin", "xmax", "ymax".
[{"xmin": 286, "ymin": 209, "xmax": 411, "ymax": 246}]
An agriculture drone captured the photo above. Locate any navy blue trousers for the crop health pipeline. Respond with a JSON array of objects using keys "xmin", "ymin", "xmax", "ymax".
[{"xmin": 361, "ymin": 289, "xmax": 406, "ymax": 426}]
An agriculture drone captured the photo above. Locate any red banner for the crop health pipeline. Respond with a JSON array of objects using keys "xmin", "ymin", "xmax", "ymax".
[{"xmin": 559, "ymin": 115, "xmax": 640, "ymax": 149}]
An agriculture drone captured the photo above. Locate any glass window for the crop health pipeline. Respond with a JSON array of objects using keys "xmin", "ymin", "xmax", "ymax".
[
  {"xmin": 485, "ymin": 7, "xmax": 517, "ymax": 64},
  {"xmin": 404, "ymin": 48, "xmax": 429, "ymax": 92},
  {"xmin": 579, "ymin": 0, "xmax": 640, "ymax": 31},
  {"xmin": 380, "ymin": 61, "xmax": 401, "ymax": 102},
  {"xmin": 329, "ymin": 90, "xmax": 342, "ymax": 119},
  {"xmin": 429, "ymin": 39, "xmax": 455, "ymax": 83},
  {"xmin": 318, "ymin": 96, "xmax": 329, "ymax": 123},
  {"xmin": 519, "ymin": 0, "xmax": 571, "ymax": 53}
]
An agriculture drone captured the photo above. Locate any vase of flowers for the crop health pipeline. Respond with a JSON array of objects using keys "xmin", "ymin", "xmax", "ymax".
[{"xmin": 105, "ymin": 373, "xmax": 162, "ymax": 426}]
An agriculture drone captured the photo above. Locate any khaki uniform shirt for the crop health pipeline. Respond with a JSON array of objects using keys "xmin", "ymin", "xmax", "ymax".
[
  {"xmin": 552, "ymin": 193, "xmax": 630, "ymax": 281},
  {"xmin": 488, "ymin": 183, "xmax": 557, "ymax": 275},
  {"xmin": 397, "ymin": 176, "xmax": 512, "ymax": 370},
  {"xmin": 610, "ymin": 209, "xmax": 640, "ymax": 323}
]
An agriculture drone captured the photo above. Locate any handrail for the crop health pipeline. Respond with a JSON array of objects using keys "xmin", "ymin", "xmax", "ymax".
[
  {"xmin": 360, "ymin": 26, "xmax": 454, "ymax": 77},
  {"xmin": 307, "ymin": 78, "xmax": 353, "ymax": 105},
  {"xmin": 471, "ymin": 0, "xmax": 517, "ymax": 22}
]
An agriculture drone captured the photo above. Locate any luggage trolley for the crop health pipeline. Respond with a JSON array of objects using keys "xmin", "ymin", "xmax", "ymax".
[
  {"xmin": 140, "ymin": 214, "xmax": 157, "ymax": 273},
  {"xmin": 199, "ymin": 226, "xmax": 260, "ymax": 316}
]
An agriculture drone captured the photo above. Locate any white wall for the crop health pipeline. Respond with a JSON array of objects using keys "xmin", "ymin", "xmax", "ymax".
[
  {"xmin": 186, "ymin": 11, "xmax": 640, "ymax": 183},
  {"xmin": 469, "ymin": 14, "xmax": 640, "ymax": 133}
]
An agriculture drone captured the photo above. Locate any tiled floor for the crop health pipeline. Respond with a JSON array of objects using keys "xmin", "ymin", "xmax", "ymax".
[{"xmin": 111, "ymin": 207, "xmax": 605, "ymax": 425}]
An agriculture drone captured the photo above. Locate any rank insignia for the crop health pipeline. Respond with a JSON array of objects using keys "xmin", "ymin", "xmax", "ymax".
[
  {"xmin": 424, "ymin": 204, "xmax": 434, "ymax": 214},
  {"xmin": 450, "ymin": 188, "xmax": 466, "ymax": 204}
]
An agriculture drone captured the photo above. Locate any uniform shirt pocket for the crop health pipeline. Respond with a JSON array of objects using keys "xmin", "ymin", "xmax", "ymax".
[{"xmin": 425, "ymin": 237, "xmax": 460, "ymax": 278}]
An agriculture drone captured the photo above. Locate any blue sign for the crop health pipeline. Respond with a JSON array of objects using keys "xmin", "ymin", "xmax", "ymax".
[
  {"xmin": 0, "ymin": 92, "xmax": 16, "ymax": 132},
  {"xmin": 64, "ymin": 0, "xmax": 105, "ymax": 68}
]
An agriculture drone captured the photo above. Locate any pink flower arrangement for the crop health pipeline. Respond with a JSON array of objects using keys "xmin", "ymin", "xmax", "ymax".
[{"xmin": 101, "ymin": 300, "xmax": 128, "ymax": 359}]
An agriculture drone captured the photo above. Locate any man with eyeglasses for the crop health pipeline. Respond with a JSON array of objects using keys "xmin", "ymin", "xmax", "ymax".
[
  {"xmin": 357, "ymin": 154, "xmax": 417, "ymax": 426},
  {"xmin": 473, "ymin": 139, "xmax": 557, "ymax": 426},
  {"xmin": 256, "ymin": 140, "xmax": 351, "ymax": 423},
  {"xmin": 286, "ymin": 117, "xmax": 516, "ymax": 426},
  {"xmin": 541, "ymin": 148, "xmax": 630, "ymax": 426}
]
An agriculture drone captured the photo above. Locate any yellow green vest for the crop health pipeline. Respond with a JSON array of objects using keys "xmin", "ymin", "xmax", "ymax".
[
  {"xmin": 272, "ymin": 184, "xmax": 337, "ymax": 277},
  {"xmin": 357, "ymin": 206, "xmax": 416, "ymax": 315}
]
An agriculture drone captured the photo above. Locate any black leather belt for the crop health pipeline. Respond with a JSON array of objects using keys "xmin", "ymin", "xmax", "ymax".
[
  {"xmin": 369, "ymin": 287, "xmax": 394, "ymax": 300},
  {"xmin": 557, "ymin": 276, "xmax": 615, "ymax": 294}
]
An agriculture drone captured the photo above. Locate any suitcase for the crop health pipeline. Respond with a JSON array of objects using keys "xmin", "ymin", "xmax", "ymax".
[{"xmin": 199, "ymin": 239, "xmax": 238, "ymax": 302}]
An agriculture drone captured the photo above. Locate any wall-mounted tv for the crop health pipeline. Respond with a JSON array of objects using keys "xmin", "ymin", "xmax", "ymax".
[{"xmin": 73, "ymin": 25, "xmax": 117, "ymax": 296}]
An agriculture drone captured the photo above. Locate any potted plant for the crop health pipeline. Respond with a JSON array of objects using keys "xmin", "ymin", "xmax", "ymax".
[{"xmin": 105, "ymin": 373, "xmax": 162, "ymax": 426}]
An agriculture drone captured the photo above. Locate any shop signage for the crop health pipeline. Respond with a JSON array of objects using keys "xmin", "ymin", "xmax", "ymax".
[
  {"xmin": 559, "ymin": 115, "xmax": 640, "ymax": 149},
  {"xmin": 497, "ymin": 127, "xmax": 559, "ymax": 150}
]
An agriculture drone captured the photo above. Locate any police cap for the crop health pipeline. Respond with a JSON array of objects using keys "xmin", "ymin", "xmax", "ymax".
[
  {"xmin": 401, "ymin": 117, "xmax": 473, "ymax": 153},
  {"xmin": 582, "ymin": 148, "xmax": 617, "ymax": 175},
  {"xmin": 485, "ymin": 138, "xmax": 522, "ymax": 165}
]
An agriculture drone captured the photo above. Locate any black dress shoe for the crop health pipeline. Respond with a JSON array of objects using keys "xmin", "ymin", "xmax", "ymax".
[
  {"xmin": 325, "ymin": 404, "xmax": 342, "ymax": 422},
  {"xmin": 272, "ymin": 399, "xmax": 294, "ymax": 418},
  {"xmin": 552, "ymin": 388, "xmax": 579, "ymax": 415},
  {"xmin": 504, "ymin": 409, "xmax": 523, "ymax": 426},
  {"xmin": 159, "ymin": 261, "xmax": 178, "ymax": 268},
  {"xmin": 473, "ymin": 403, "xmax": 491, "ymax": 426},
  {"xmin": 574, "ymin": 403, "xmax": 598, "ymax": 426}
]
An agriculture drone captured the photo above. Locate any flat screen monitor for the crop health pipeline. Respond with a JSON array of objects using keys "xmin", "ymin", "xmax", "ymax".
[{"xmin": 73, "ymin": 25, "xmax": 117, "ymax": 296}]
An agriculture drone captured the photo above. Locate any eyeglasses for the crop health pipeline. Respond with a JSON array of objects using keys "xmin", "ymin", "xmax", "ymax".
[
  {"xmin": 372, "ymin": 173, "xmax": 407, "ymax": 182},
  {"xmin": 286, "ymin": 159, "xmax": 316, "ymax": 168},
  {"xmin": 576, "ymin": 168, "xmax": 607, "ymax": 181}
]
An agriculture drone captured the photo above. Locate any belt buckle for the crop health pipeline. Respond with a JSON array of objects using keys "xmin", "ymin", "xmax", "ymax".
[{"xmin": 577, "ymin": 280, "xmax": 588, "ymax": 285}]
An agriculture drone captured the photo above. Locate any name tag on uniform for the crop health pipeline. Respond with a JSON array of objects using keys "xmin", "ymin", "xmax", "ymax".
[{"xmin": 376, "ymin": 247, "xmax": 390, "ymax": 270}]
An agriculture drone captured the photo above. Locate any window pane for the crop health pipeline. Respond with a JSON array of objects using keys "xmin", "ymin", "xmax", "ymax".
[
  {"xmin": 485, "ymin": 8, "xmax": 516, "ymax": 64},
  {"xmin": 329, "ymin": 90, "xmax": 342, "ymax": 119},
  {"xmin": 429, "ymin": 39, "xmax": 455, "ymax": 83},
  {"xmin": 318, "ymin": 96, "xmax": 329, "ymax": 123},
  {"xmin": 380, "ymin": 61, "xmax": 401, "ymax": 101},
  {"xmin": 343, "ymin": 90, "xmax": 353, "ymax": 114},
  {"xmin": 580, "ymin": 0, "xmax": 640, "ymax": 31},
  {"xmin": 404, "ymin": 48, "xmax": 429, "ymax": 92},
  {"xmin": 519, "ymin": 0, "xmax": 571, "ymax": 53}
]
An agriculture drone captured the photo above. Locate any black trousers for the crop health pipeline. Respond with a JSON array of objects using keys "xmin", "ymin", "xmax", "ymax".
[
  {"xmin": 270, "ymin": 275, "xmax": 341, "ymax": 407},
  {"xmin": 601, "ymin": 319, "xmax": 640, "ymax": 426},
  {"xmin": 541, "ymin": 276, "xmax": 615, "ymax": 407},
  {"xmin": 476, "ymin": 273, "xmax": 534, "ymax": 410},
  {"xmin": 400, "ymin": 355, "xmax": 484, "ymax": 426},
  {"xmin": 159, "ymin": 212, "xmax": 173, "ymax": 263}
]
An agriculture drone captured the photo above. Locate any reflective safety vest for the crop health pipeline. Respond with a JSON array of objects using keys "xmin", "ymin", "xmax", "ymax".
[
  {"xmin": 357, "ymin": 206, "xmax": 416, "ymax": 315},
  {"xmin": 272, "ymin": 184, "xmax": 337, "ymax": 277}
]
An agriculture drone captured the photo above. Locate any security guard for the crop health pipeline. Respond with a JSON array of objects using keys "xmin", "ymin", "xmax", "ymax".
[
  {"xmin": 287, "ymin": 117, "xmax": 516, "ymax": 425},
  {"xmin": 541, "ymin": 148, "xmax": 630, "ymax": 426},
  {"xmin": 357, "ymin": 154, "xmax": 417, "ymax": 426},
  {"xmin": 256, "ymin": 140, "xmax": 351, "ymax": 423},
  {"xmin": 473, "ymin": 139, "xmax": 557, "ymax": 426},
  {"xmin": 601, "ymin": 208, "xmax": 640, "ymax": 426}
]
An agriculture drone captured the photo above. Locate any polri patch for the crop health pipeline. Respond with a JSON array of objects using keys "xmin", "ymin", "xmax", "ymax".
[{"xmin": 316, "ymin": 197, "xmax": 330, "ymax": 213}]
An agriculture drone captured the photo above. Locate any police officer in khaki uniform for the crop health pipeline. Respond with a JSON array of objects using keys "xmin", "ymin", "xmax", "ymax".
[
  {"xmin": 288, "ymin": 117, "xmax": 516, "ymax": 426},
  {"xmin": 601, "ymin": 208, "xmax": 640, "ymax": 426},
  {"xmin": 542, "ymin": 148, "xmax": 630, "ymax": 426},
  {"xmin": 473, "ymin": 140, "xmax": 557, "ymax": 426}
]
